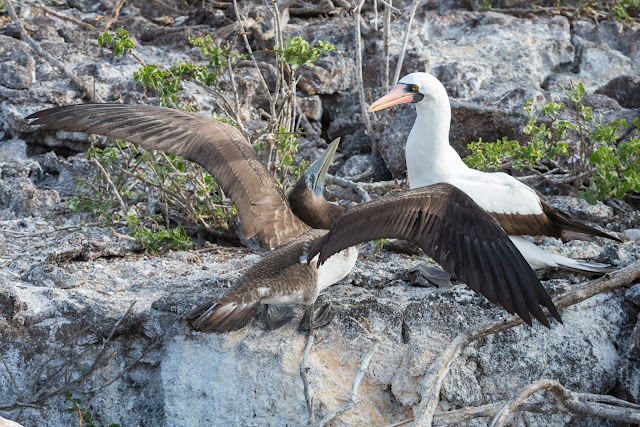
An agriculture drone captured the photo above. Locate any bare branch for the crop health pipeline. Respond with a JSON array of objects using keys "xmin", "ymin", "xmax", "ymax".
[
  {"xmin": 102, "ymin": 0, "xmax": 127, "ymax": 32},
  {"xmin": 29, "ymin": 1, "xmax": 97, "ymax": 30},
  {"xmin": 492, "ymin": 379, "xmax": 640, "ymax": 426},
  {"xmin": 383, "ymin": 0, "xmax": 392, "ymax": 91},
  {"xmin": 232, "ymin": 0, "xmax": 273, "ymax": 105},
  {"xmin": 413, "ymin": 260, "xmax": 640, "ymax": 426},
  {"xmin": 353, "ymin": 0, "xmax": 377, "ymax": 155},
  {"xmin": 515, "ymin": 170, "xmax": 592, "ymax": 185},
  {"xmin": 326, "ymin": 174, "xmax": 406, "ymax": 202},
  {"xmin": 4, "ymin": 0, "xmax": 97, "ymax": 101},
  {"xmin": 0, "ymin": 355, "xmax": 21, "ymax": 398},
  {"xmin": 316, "ymin": 337, "xmax": 379, "ymax": 427},
  {"xmin": 83, "ymin": 335, "xmax": 162, "ymax": 393},
  {"xmin": 300, "ymin": 331, "xmax": 315, "ymax": 425},
  {"xmin": 1, "ymin": 223, "xmax": 101, "ymax": 238},
  {"xmin": 392, "ymin": 0, "xmax": 423, "ymax": 86},
  {"xmin": 90, "ymin": 158, "xmax": 129, "ymax": 215}
]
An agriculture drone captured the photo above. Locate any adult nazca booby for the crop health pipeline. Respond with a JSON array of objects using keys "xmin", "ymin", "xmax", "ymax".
[
  {"xmin": 369, "ymin": 72, "xmax": 621, "ymax": 274},
  {"xmin": 27, "ymin": 103, "xmax": 561, "ymax": 329}
]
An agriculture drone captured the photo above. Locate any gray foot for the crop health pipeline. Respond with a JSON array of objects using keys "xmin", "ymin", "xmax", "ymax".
[
  {"xmin": 299, "ymin": 302, "xmax": 340, "ymax": 331},
  {"xmin": 265, "ymin": 304, "xmax": 295, "ymax": 330},
  {"xmin": 407, "ymin": 263, "xmax": 453, "ymax": 288}
]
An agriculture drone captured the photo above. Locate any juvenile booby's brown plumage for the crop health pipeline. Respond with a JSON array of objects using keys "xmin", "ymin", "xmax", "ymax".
[
  {"xmin": 27, "ymin": 103, "xmax": 562, "ymax": 330},
  {"xmin": 27, "ymin": 103, "xmax": 309, "ymax": 249},
  {"xmin": 369, "ymin": 72, "xmax": 621, "ymax": 274}
]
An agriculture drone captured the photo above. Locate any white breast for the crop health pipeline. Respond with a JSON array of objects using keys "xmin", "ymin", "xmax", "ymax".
[{"xmin": 315, "ymin": 246, "xmax": 359, "ymax": 292}]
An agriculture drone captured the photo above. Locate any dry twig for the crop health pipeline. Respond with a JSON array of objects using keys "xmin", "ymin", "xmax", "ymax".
[
  {"xmin": 413, "ymin": 260, "xmax": 640, "ymax": 426},
  {"xmin": 4, "ymin": 0, "xmax": 97, "ymax": 101},
  {"xmin": 232, "ymin": 0, "xmax": 272, "ymax": 105},
  {"xmin": 492, "ymin": 379, "xmax": 640, "ymax": 426},
  {"xmin": 0, "ymin": 302, "xmax": 138, "ymax": 411},
  {"xmin": 90, "ymin": 158, "xmax": 129, "ymax": 215},
  {"xmin": 300, "ymin": 331, "xmax": 316, "ymax": 425},
  {"xmin": 315, "ymin": 318, "xmax": 380, "ymax": 427},
  {"xmin": 392, "ymin": 0, "xmax": 423, "ymax": 86},
  {"xmin": 102, "ymin": 0, "xmax": 126, "ymax": 32},
  {"xmin": 29, "ymin": 1, "xmax": 97, "ymax": 30},
  {"xmin": 382, "ymin": 0, "xmax": 392, "ymax": 91},
  {"xmin": 352, "ymin": 0, "xmax": 377, "ymax": 155},
  {"xmin": 326, "ymin": 174, "xmax": 406, "ymax": 202}
]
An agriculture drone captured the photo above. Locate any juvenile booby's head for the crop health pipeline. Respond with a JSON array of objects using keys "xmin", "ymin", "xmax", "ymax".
[
  {"xmin": 303, "ymin": 137, "xmax": 341, "ymax": 197},
  {"xmin": 288, "ymin": 137, "xmax": 344, "ymax": 230},
  {"xmin": 368, "ymin": 72, "xmax": 448, "ymax": 113}
]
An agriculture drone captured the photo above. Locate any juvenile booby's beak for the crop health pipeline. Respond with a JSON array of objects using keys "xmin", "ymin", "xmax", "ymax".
[
  {"xmin": 305, "ymin": 137, "xmax": 341, "ymax": 197},
  {"xmin": 368, "ymin": 84, "xmax": 415, "ymax": 113}
]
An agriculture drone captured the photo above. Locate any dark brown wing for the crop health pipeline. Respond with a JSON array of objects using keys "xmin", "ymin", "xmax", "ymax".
[
  {"xmin": 307, "ymin": 183, "xmax": 561, "ymax": 327},
  {"xmin": 492, "ymin": 199, "xmax": 620, "ymax": 242},
  {"xmin": 26, "ymin": 103, "xmax": 309, "ymax": 248}
]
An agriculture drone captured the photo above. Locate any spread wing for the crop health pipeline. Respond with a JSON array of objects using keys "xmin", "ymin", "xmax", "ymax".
[
  {"xmin": 307, "ymin": 183, "xmax": 561, "ymax": 327},
  {"xmin": 27, "ymin": 103, "xmax": 309, "ymax": 248}
]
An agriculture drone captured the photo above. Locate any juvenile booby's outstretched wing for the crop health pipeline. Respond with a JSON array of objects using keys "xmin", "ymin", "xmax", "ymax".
[
  {"xmin": 307, "ymin": 183, "xmax": 562, "ymax": 327},
  {"xmin": 26, "ymin": 103, "xmax": 309, "ymax": 248}
]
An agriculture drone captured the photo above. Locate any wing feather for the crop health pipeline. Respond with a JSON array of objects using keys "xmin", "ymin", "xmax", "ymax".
[
  {"xmin": 27, "ymin": 103, "xmax": 309, "ymax": 248},
  {"xmin": 307, "ymin": 183, "xmax": 561, "ymax": 326}
]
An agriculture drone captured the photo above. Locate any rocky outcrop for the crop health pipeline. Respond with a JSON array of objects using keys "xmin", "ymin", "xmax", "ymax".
[{"xmin": 0, "ymin": 1, "xmax": 639, "ymax": 426}]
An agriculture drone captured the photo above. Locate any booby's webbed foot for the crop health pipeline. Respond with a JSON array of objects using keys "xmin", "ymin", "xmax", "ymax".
[
  {"xmin": 407, "ymin": 263, "xmax": 453, "ymax": 288},
  {"xmin": 298, "ymin": 302, "xmax": 340, "ymax": 331},
  {"xmin": 264, "ymin": 304, "xmax": 295, "ymax": 331}
]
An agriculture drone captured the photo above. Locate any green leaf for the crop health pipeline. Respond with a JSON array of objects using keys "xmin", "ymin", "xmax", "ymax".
[{"xmin": 577, "ymin": 190, "xmax": 598, "ymax": 205}]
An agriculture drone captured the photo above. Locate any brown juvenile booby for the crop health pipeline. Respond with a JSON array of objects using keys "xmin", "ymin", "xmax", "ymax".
[
  {"xmin": 27, "ymin": 103, "xmax": 561, "ymax": 330},
  {"xmin": 369, "ymin": 72, "xmax": 621, "ymax": 274}
]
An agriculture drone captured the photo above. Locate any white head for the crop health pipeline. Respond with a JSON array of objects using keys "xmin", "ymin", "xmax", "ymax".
[{"xmin": 368, "ymin": 72, "xmax": 450, "ymax": 114}]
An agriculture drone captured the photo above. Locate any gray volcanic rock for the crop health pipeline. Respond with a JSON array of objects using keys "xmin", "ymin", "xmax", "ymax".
[
  {"xmin": 0, "ymin": 36, "xmax": 35, "ymax": 90},
  {"xmin": 596, "ymin": 75, "xmax": 640, "ymax": 109},
  {"xmin": 1, "ymin": 2, "xmax": 640, "ymax": 426}
]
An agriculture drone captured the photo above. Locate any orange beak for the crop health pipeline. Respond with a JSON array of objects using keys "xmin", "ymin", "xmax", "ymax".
[{"xmin": 368, "ymin": 84, "xmax": 414, "ymax": 113}]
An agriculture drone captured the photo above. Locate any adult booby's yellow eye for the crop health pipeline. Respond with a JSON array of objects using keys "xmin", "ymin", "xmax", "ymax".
[{"xmin": 411, "ymin": 85, "xmax": 418, "ymax": 91}]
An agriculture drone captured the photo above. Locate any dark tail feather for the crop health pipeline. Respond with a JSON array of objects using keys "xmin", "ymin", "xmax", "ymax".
[
  {"xmin": 546, "ymin": 209, "xmax": 622, "ymax": 242},
  {"xmin": 184, "ymin": 300, "xmax": 260, "ymax": 332}
]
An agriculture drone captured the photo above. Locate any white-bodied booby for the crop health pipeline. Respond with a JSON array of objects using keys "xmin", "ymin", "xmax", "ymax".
[{"xmin": 369, "ymin": 72, "xmax": 621, "ymax": 274}]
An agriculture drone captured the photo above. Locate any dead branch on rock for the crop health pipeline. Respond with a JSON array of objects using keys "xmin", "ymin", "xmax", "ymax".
[
  {"xmin": 352, "ymin": 0, "xmax": 377, "ymax": 155},
  {"xmin": 29, "ymin": 1, "xmax": 97, "ymax": 31},
  {"xmin": 315, "ymin": 318, "xmax": 380, "ymax": 427},
  {"xmin": 492, "ymin": 379, "xmax": 640, "ymax": 426},
  {"xmin": 1, "ymin": 223, "xmax": 101, "ymax": 238},
  {"xmin": 326, "ymin": 175, "xmax": 406, "ymax": 202},
  {"xmin": 4, "ymin": 0, "xmax": 97, "ymax": 101},
  {"xmin": 102, "ymin": 0, "xmax": 126, "ymax": 32},
  {"xmin": 300, "ymin": 331, "xmax": 316, "ymax": 425},
  {"xmin": 83, "ymin": 335, "xmax": 163, "ymax": 393},
  {"xmin": 515, "ymin": 170, "xmax": 592, "ymax": 185},
  {"xmin": 412, "ymin": 260, "xmax": 640, "ymax": 426},
  {"xmin": 0, "ymin": 302, "xmax": 139, "ymax": 412},
  {"xmin": 232, "ymin": 0, "xmax": 272, "ymax": 105},
  {"xmin": 289, "ymin": 0, "xmax": 336, "ymax": 16}
]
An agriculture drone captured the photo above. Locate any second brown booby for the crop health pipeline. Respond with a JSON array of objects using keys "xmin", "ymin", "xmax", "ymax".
[
  {"xmin": 369, "ymin": 72, "xmax": 621, "ymax": 274},
  {"xmin": 27, "ymin": 103, "xmax": 562, "ymax": 330}
]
